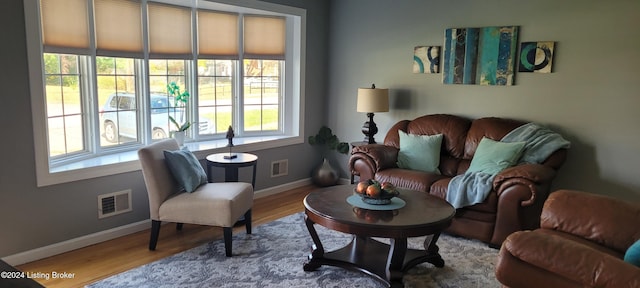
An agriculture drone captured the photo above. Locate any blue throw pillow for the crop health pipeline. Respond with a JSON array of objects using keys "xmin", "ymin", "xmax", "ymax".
[
  {"xmin": 396, "ymin": 131, "xmax": 443, "ymax": 174},
  {"xmin": 467, "ymin": 137, "xmax": 526, "ymax": 176},
  {"xmin": 164, "ymin": 147, "xmax": 208, "ymax": 192},
  {"xmin": 624, "ymin": 239, "xmax": 640, "ymax": 267}
]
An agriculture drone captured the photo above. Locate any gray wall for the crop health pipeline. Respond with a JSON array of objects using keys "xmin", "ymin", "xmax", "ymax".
[
  {"xmin": 327, "ymin": 0, "xmax": 640, "ymax": 202},
  {"xmin": 0, "ymin": 0, "xmax": 329, "ymax": 258}
]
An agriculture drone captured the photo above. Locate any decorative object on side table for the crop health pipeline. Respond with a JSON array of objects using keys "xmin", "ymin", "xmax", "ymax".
[
  {"xmin": 356, "ymin": 84, "xmax": 389, "ymax": 144},
  {"xmin": 354, "ymin": 179, "xmax": 399, "ymax": 205},
  {"xmin": 224, "ymin": 125, "xmax": 237, "ymax": 159},
  {"xmin": 167, "ymin": 81, "xmax": 191, "ymax": 146},
  {"xmin": 308, "ymin": 126, "xmax": 349, "ymax": 187}
]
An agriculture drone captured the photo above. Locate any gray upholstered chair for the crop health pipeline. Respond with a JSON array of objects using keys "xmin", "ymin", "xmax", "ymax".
[{"xmin": 137, "ymin": 139, "xmax": 253, "ymax": 257}]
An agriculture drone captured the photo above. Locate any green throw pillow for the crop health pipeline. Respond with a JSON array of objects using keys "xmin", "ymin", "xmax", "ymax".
[
  {"xmin": 164, "ymin": 147, "xmax": 208, "ymax": 192},
  {"xmin": 467, "ymin": 137, "xmax": 526, "ymax": 175},
  {"xmin": 396, "ymin": 131, "xmax": 443, "ymax": 174},
  {"xmin": 624, "ymin": 239, "xmax": 640, "ymax": 267}
]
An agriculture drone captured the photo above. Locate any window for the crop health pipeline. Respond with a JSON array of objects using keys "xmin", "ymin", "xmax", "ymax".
[
  {"xmin": 97, "ymin": 56, "xmax": 139, "ymax": 146},
  {"xmin": 197, "ymin": 59, "xmax": 233, "ymax": 134},
  {"xmin": 243, "ymin": 59, "xmax": 282, "ymax": 132},
  {"xmin": 44, "ymin": 53, "xmax": 84, "ymax": 157},
  {"xmin": 25, "ymin": 0, "xmax": 306, "ymax": 186},
  {"xmin": 148, "ymin": 59, "xmax": 189, "ymax": 139}
]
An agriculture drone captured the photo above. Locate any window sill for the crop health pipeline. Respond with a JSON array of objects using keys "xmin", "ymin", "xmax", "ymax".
[{"xmin": 39, "ymin": 135, "xmax": 303, "ymax": 187}]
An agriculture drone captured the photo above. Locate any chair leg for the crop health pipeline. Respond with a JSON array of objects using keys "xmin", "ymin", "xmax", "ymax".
[
  {"xmin": 244, "ymin": 209, "xmax": 252, "ymax": 234},
  {"xmin": 176, "ymin": 223, "xmax": 183, "ymax": 230},
  {"xmin": 149, "ymin": 220, "xmax": 161, "ymax": 251},
  {"xmin": 223, "ymin": 227, "xmax": 233, "ymax": 257}
]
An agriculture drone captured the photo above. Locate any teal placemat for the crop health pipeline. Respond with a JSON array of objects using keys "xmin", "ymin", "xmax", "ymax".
[{"xmin": 346, "ymin": 194, "xmax": 406, "ymax": 211}]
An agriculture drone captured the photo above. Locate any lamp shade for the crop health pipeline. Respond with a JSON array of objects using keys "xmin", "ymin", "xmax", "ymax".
[{"xmin": 356, "ymin": 86, "xmax": 389, "ymax": 113}]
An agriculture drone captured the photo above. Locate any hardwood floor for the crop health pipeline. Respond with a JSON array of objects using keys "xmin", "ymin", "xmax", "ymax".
[{"xmin": 16, "ymin": 185, "xmax": 316, "ymax": 288}]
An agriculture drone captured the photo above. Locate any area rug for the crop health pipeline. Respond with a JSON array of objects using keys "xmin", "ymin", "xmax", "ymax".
[{"xmin": 87, "ymin": 213, "xmax": 500, "ymax": 288}]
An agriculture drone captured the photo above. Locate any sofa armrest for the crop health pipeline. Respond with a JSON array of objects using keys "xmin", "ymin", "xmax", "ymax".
[
  {"xmin": 348, "ymin": 144, "xmax": 399, "ymax": 181},
  {"xmin": 503, "ymin": 230, "xmax": 640, "ymax": 288},
  {"xmin": 541, "ymin": 189, "xmax": 640, "ymax": 253},
  {"xmin": 493, "ymin": 163, "xmax": 556, "ymax": 206}
]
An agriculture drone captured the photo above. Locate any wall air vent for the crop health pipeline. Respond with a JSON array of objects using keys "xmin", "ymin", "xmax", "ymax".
[
  {"xmin": 271, "ymin": 159, "xmax": 288, "ymax": 177},
  {"xmin": 98, "ymin": 189, "xmax": 132, "ymax": 219}
]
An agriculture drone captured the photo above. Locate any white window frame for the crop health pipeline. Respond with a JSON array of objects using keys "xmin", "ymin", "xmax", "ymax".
[{"xmin": 24, "ymin": 0, "xmax": 306, "ymax": 187}]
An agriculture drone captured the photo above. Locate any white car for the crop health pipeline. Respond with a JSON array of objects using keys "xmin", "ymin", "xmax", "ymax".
[{"xmin": 100, "ymin": 93, "xmax": 211, "ymax": 143}]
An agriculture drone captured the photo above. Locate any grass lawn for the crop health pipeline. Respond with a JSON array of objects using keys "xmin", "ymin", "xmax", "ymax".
[{"xmin": 45, "ymin": 83, "xmax": 279, "ymax": 156}]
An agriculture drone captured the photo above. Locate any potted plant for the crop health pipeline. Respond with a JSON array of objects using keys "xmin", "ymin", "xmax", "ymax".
[
  {"xmin": 308, "ymin": 126, "xmax": 349, "ymax": 186},
  {"xmin": 167, "ymin": 82, "xmax": 190, "ymax": 145},
  {"xmin": 308, "ymin": 126, "xmax": 350, "ymax": 154}
]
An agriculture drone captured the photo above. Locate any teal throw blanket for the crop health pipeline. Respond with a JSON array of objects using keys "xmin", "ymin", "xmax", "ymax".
[{"xmin": 446, "ymin": 123, "xmax": 570, "ymax": 209}]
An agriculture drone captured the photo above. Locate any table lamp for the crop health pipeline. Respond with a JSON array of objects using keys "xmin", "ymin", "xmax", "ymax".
[{"xmin": 357, "ymin": 84, "xmax": 389, "ymax": 144}]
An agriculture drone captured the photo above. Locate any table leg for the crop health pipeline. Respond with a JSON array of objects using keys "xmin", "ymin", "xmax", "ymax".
[
  {"xmin": 302, "ymin": 229, "xmax": 447, "ymax": 288},
  {"xmin": 224, "ymin": 167, "xmax": 239, "ymax": 182},
  {"xmin": 303, "ymin": 214, "xmax": 324, "ymax": 271},
  {"xmin": 400, "ymin": 233, "xmax": 446, "ymax": 271},
  {"xmin": 425, "ymin": 233, "xmax": 444, "ymax": 267},
  {"xmin": 387, "ymin": 238, "xmax": 408, "ymax": 287},
  {"xmin": 251, "ymin": 163, "xmax": 256, "ymax": 188}
]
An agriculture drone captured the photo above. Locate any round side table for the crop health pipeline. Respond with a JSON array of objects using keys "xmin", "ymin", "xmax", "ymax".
[{"xmin": 205, "ymin": 152, "xmax": 258, "ymax": 188}]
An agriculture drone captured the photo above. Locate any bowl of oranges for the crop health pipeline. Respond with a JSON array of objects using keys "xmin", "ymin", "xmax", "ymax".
[{"xmin": 354, "ymin": 179, "xmax": 399, "ymax": 205}]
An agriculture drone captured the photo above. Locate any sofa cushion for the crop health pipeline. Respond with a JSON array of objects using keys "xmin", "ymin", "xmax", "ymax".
[
  {"xmin": 537, "ymin": 229, "xmax": 624, "ymax": 259},
  {"xmin": 164, "ymin": 148, "xmax": 208, "ymax": 193},
  {"xmin": 446, "ymin": 216, "xmax": 495, "ymax": 243},
  {"xmin": 625, "ymin": 239, "xmax": 640, "ymax": 267},
  {"xmin": 463, "ymin": 117, "xmax": 525, "ymax": 159},
  {"xmin": 429, "ymin": 178, "xmax": 451, "ymax": 199},
  {"xmin": 384, "ymin": 114, "xmax": 471, "ymax": 160},
  {"xmin": 430, "ymin": 178, "xmax": 498, "ymax": 214},
  {"xmin": 376, "ymin": 168, "xmax": 446, "ymax": 192},
  {"xmin": 503, "ymin": 230, "xmax": 640, "ymax": 287},
  {"xmin": 396, "ymin": 131, "xmax": 443, "ymax": 174},
  {"xmin": 467, "ymin": 137, "xmax": 525, "ymax": 175},
  {"xmin": 541, "ymin": 189, "xmax": 640, "ymax": 253}
]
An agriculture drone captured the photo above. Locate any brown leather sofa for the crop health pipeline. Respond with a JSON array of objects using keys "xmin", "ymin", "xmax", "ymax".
[
  {"xmin": 496, "ymin": 189, "xmax": 640, "ymax": 287},
  {"xmin": 348, "ymin": 114, "xmax": 568, "ymax": 246}
]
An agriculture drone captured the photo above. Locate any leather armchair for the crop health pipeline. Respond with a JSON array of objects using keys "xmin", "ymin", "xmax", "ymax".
[
  {"xmin": 496, "ymin": 189, "xmax": 640, "ymax": 287},
  {"xmin": 349, "ymin": 114, "xmax": 568, "ymax": 246}
]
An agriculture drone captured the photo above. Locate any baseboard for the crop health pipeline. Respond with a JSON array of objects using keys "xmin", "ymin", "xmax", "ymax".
[
  {"xmin": 253, "ymin": 178, "xmax": 313, "ymax": 199},
  {"xmin": 2, "ymin": 220, "xmax": 151, "ymax": 267},
  {"xmin": 2, "ymin": 179, "xmax": 315, "ymax": 267}
]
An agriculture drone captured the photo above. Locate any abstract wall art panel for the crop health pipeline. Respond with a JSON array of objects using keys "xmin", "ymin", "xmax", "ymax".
[
  {"xmin": 413, "ymin": 46, "xmax": 440, "ymax": 73},
  {"xmin": 519, "ymin": 41, "xmax": 555, "ymax": 73},
  {"xmin": 443, "ymin": 26, "xmax": 519, "ymax": 86}
]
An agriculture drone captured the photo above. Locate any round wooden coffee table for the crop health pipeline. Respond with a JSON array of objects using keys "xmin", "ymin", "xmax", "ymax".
[{"xmin": 303, "ymin": 184, "xmax": 455, "ymax": 288}]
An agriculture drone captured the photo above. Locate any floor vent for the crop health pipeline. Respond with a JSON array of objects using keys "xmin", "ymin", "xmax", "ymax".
[
  {"xmin": 98, "ymin": 190, "xmax": 132, "ymax": 219},
  {"xmin": 271, "ymin": 159, "xmax": 288, "ymax": 177}
]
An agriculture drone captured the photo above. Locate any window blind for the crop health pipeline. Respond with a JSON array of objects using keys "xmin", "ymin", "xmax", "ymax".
[
  {"xmin": 197, "ymin": 10, "xmax": 239, "ymax": 59},
  {"xmin": 95, "ymin": 0, "xmax": 143, "ymax": 58},
  {"xmin": 147, "ymin": 2, "xmax": 192, "ymax": 59},
  {"xmin": 243, "ymin": 15, "xmax": 285, "ymax": 60},
  {"xmin": 40, "ymin": 0, "xmax": 90, "ymax": 54}
]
